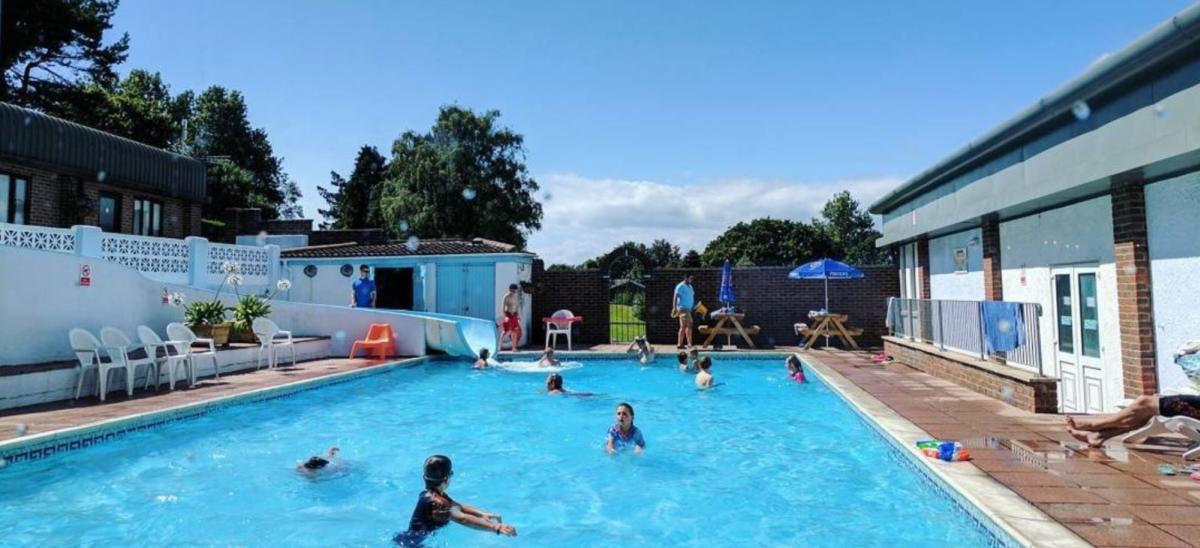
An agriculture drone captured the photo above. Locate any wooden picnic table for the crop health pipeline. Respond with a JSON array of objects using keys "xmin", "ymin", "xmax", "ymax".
[
  {"xmin": 698, "ymin": 312, "xmax": 760, "ymax": 349},
  {"xmin": 798, "ymin": 313, "xmax": 862, "ymax": 350}
]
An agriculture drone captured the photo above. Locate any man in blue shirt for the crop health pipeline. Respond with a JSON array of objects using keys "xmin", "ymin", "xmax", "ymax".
[
  {"xmin": 350, "ymin": 265, "xmax": 376, "ymax": 308},
  {"xmin": 673, "ymin": 274, "xmax": 695, "ymax": 349}
]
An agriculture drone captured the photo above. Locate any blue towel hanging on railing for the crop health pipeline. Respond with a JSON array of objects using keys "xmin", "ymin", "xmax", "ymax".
[{"xmin": 980, "ymin": 301, "xmax": 1025, "ymax": 353}]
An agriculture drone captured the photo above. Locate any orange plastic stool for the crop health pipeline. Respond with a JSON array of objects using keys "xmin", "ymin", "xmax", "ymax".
[{"xmin": 349, "ymin": 323, "xmax": 397, "ymax": 360}]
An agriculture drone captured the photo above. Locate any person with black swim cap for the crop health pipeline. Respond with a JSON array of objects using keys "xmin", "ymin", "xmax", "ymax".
[
  {"xmin": 296, "ymin": 446, "xmax": 340, "ymax": 478},
  {"xmin": 394, "ymin": 455, "xmax": 516, "ymax": 546}
]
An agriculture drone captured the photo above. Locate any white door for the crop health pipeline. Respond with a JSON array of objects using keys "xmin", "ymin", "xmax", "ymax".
[{"xmin": 1052, "ymin": 267, "xmax": 1104, "ymax": 413}]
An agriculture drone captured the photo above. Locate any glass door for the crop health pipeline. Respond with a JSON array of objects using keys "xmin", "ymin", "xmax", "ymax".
[{"xmin": 1051, "ymin": 266, "xmax": 1103, "ymax": 413}]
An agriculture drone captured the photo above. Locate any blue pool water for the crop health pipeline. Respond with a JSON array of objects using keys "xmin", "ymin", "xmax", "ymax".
[{"xmin": 0, "ymin": 356, "xmax": 996, "ymax": 546}]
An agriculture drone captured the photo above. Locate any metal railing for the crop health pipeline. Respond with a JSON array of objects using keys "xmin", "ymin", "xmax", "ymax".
[{"xmin": 889, "ymin": 297, "xmax": 1043, "ymax": 374}]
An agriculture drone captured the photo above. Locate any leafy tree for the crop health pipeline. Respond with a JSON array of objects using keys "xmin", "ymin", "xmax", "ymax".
[
  {"xmin": 682, "ymin": 249, "xmax": 702, "ymax": 268},
  {"xmin": 816, "ymin": 191, "xmax": 886, "ymax": 265},
  {"xmin": 701, "ymin": 218, "xmax": 831, "ymax": 267},
  {"xmin": 53, "ymin": 69, "xmax": 191, "ymax": 148},
  {"xmin": 0, "ymin": 0, "xmax": 129, "ymax": 110},
  {"xmin": 646, "ymin": 239, "xmax": 682, "ymax": 269},
  {"xmin": 278, "ymin": 178, "xmax": 304, "ymax": 220},
  {"xmin": 318, "ymin": 145, "xmax": 387, "ymax": 229},
  {"xmin": 546, "ymin": 263, "xmax": 579, "ymax": 272},
  {"xmin": 379, "ymin": 106, "xmax": 543, "ymax": 248}
]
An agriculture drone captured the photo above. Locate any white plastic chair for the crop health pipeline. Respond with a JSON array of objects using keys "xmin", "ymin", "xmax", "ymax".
[
  {"xmin": 545, "ymin": 309, "xmax": 576, "ymax": 351},
  {"xmin": 252, "ymin": 317, "xmax": 295, "ymax": 369},
  {"xmin": 138, "ymin": 325, "xmax": 192, "ymax": 390},
  {"xmin": 167, "ymin": 322, "xmax": 219, "ymax": 381},
  {"xmin": 69, "ymin": 328, "xmax": 105, "ymax": 400},
  {"xmin": 99, "ymin": 327, "xmax": 158, "ymax": 399},
  {"xmin": 1123, "ymin": 416, "xmax": 1200, "ymax": 460}
]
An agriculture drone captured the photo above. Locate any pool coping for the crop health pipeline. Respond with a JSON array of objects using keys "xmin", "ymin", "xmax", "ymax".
[
  {"xmin": 799, "ymin": 352, "xmax": 1089, "ymax": 548},
  {"xmin": 0, "ymin": 356, "xmax": 432, "ymax": 466}
]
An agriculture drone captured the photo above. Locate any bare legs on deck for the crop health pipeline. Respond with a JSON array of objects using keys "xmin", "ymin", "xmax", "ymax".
[{"xmin": 1066, "ymin": 395, "xmax": 1161, "ymax": 447}]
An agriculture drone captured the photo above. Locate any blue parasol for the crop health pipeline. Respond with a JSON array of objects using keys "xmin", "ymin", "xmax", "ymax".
[
  {"xmin": 788, "ymin": 258, "xmax": 864, "ymax": 312},
  {"xmin": 719, "ymin": 259, "xmax": 735, "ymax": 308}
]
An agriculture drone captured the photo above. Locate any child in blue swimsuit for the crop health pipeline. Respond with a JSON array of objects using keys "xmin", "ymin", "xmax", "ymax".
[{"xmin": 606, "ymin": 402, "xmax": 645, "ymax": 454}]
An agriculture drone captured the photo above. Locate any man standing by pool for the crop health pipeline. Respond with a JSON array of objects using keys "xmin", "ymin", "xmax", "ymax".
[
  {"xmin": 499, "ymin": 283, "xmax": 523, "ymax": 351},
  {"xmin": 674, "ymin": 273, "xmax": 695, "ymax": 349},
  {"xmin": 350, "ymin": 265, "xmax": 376, "ymax": 308}
]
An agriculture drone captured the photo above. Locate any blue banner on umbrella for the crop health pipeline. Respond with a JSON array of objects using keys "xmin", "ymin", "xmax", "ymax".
[
  {"xmin": 788, "ymin": 258, "xmax": 864, "ymax": 280},
  {"xmin": 719, "ymin": 259, "xmax": 735, "ymax": 306}
]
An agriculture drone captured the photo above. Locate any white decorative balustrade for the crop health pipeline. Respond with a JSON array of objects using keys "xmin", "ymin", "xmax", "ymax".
[
  {"xmin": 0, "ymin": 222, "xmax": 279, "ymax": 290},
  {"xmin": 0, "ymin": 223, "xmax": 76, "ymax": 254},
  {"xmin": 101, "ymin": 233, "xmax": 191, "ymax": 284}
]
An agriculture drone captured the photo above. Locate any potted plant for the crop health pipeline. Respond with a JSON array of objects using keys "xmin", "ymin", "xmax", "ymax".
[
  {"xmin": 180, "ymin": 261, "xmax": 242, "ymax": 346},
  {"xmin": 231, "ymin": 278, "xmax": 291, "ymax": 343}
]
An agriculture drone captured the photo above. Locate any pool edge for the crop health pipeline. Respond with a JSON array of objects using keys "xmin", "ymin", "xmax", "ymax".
[
  {"xmin": 799, "ymin": 352, "xmax": 1089, "ymax": 548},
  {"xmin": 0, "ymin": 356, "xmax": 431, "ymax": 466}
]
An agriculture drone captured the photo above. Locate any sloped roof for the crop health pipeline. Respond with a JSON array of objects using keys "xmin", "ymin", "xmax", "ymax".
[{"xmin": 280, "ymin": 237, "xmax": 529, "ymax": 259}]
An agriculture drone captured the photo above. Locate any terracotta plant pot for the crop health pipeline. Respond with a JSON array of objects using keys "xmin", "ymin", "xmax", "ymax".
[{"xmin": 193, "ymin": 322, "xmax": 234, "ymax": 347}]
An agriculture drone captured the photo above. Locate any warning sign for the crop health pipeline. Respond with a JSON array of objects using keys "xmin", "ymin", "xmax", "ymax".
[{"xmin": 80, "ymin": 264, "xmax": 92, "ymax": 287}]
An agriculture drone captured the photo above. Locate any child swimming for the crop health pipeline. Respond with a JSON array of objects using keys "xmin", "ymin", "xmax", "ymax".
[
  {"xmin": 695, "ymin": 356, "xmax": 714, "ymax": 389},
  {"xmin": 606, "ymin": 402, "xmax": 645, "ymax": 454},
  {"xmin": 296, "ymin": 446, "xmax": 342, "ymax": 478},
  {"xmin": 546, "ymin": 373, "xmax": 565, "ymax": 394},
  {"xmin": 393, "ymin": 455, "xmax": 516, "ymax": 546},
  {"xmin": 473, "ymin": 348, "xmax": 490, "ymax": 369},
  {"xmin": 786, "ymin": 355, "xmax": 806, "ymax": 383},
  {"xmin": 688, "ymin": 348, "xmax": 701, "ymax": 371},
  {"xmin": 676, "ymin": 351, "xmax": 691, "ymax": 372},
  {"xmin": 537, "ymin": 347, "xmax": 560, "ymax": 367},
  {"xmin": 626, "ymin": 336, "xmax": 656, "ymax": 365}
]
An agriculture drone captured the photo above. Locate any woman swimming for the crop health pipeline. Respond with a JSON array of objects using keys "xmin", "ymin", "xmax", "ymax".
[
  {"xmin": 606, "ymin": 402, "xmax": 645, "ymax": 454},
  {"xmin": 473, "ymin": 348, "xmax": 490, "ymax": 369},
  {"xmin": 546, "ymin": 373, "xmax": 565, "ymax": 394},
  {"xmin": 537, "ymin": 347, "xmax": 560, "ymax": 367},
  {"xmin": 786, "ymin": 355, "xmax": 806, "ymax": 383},
  {"xmin": 393, "ymin": 455, "xmax": 516, "ymax": 546}
]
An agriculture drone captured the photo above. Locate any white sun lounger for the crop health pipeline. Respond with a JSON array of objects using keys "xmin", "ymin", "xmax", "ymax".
[{"xmin": 1122, "ymin": 415, "xmax": 1200, "ymax": 460}]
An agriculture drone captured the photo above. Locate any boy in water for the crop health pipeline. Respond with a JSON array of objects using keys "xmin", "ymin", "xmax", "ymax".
[
  {"xmin": 474, "ymin": 348, "xmax": 491, "ymax": 369},
  {"xmin": 626, "ymin": 336, "xmax": 656, "ymax": 365},
  {"xmin": 394, "ymin": 455, "xmax": 516, "ymax": 546},
  {"xmin": 296, "ymin": 446, "xmax": 341, "ymax": 478},
  {"xmin": 695, "ymin": 357, "xmax": 715, "ymax": 389},
  {"xmin": 677, "ymin": 351, "xmax": 691, "ymax": 372},
  {"xmin": 537, "ymin": 347, "xmax": 560, "ymax": 367}
]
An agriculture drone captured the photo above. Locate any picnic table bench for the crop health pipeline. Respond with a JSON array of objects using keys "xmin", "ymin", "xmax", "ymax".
[{"xmin": 699, "ymin": 312, "xmax": 759, "ymax": 349}]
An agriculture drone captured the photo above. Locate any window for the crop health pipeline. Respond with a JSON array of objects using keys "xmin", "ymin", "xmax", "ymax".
[
  {"xmin": 0, "ymin": 173, "xmax": 30, "ymax": 225},
  {"xmin": 132, "ymin": 198, "xmax": 162, "ymax": 236},
  {"xmin": 98, "ymin": 193, "xmax": 120, "ymax": 232}
]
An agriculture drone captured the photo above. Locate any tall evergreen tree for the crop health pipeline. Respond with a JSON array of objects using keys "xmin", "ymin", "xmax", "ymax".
[{"xmin": 318, "ymin": 145, "xmax": 387, "ymax": 229}]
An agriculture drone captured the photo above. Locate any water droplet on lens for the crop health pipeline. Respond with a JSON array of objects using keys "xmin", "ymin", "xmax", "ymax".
[
  {"xmin": 405, "ymin": 236, "xmax": 420, "ymax": 251},
  {"xmin": 335, "ymin": 330, "xmax": 346, "ymax": 341},
  {"xmin": 1154, "ymin": 103, "xmax": 1168, "ymax": 118},
  {"xmin": 22, "ymin": 116, "xmax": 31, "ymax": 127},
  {"xmin": 462, "ymin": 187, "xmax": 476, "ymax": 201},
  {"xmin": 648, "ymin": 305, "xmax": 659, "ymax": 315},
  {"xmin": 1071, "ymin": 100, "xmax": 1091, "ymax": 121},
  {"xmin": 543, "ymin": 192, "xmax": 553, "ymax": 201},
  {"xmin": 397, "ymin": 220, "xmax": 409, "ymax": 232},
  {"xmin": 97, "ymin": 170, "xmax": 107, "ymax": 182},
  {"xmin": 15, "ymin": 423, "xmax": 27, "ymax": 436},
  {"xmin": 256, "ymin": 230, "xmax": 268, "ymax": 246}
]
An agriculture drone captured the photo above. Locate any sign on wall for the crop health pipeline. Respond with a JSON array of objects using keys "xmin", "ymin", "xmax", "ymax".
[
  {"xmin": 953, "ymin": 247, "xmax": 968, "ymax": 272},
  {"xmin": 79, "ymin": 264, "xmax": 92, "ymax": 286}
]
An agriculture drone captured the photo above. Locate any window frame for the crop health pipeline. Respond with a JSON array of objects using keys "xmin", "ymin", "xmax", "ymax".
[
  {"xmin": 98, "ymin": 192, "xmax": 122, "ymax": 232},
  {"xmin": 0, "ymin": 172, "xmax": 32, "ymax": 225},
  {"xmin": 132, "ymin": 197, "xmax": 163, "ymax": 236}
]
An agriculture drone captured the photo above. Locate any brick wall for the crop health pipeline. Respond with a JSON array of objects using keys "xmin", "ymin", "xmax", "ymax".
[
  {"xmin": 644, "ymin": 266, "xmax": 898, "ymax": 348},
  {"xmin": 263, "ymin": 218, "xmax": 314, "ymax": 234},
  {"xmin": 916, "ymin": 238, "xmax": 931, "ymax": 299},
  {"xmin": 530, "ymin": 260, "xmax": 610, "ymax": 345},
  {"xmin": 885, "ymin": 338, "xmax": 1058, "ymax": 413},
  {"xmin": 309, "ymin": 229, "xmax": 388, "ymax": 246},
  {"xmin": 1111, "ymin": 180, "xmax": 1158, "ymax": 397},
  {"xmin": 0, "ymin": 158, "xmax": 202, "ymax": 238},
  {"xmin": 982, "ymin": 215, "xmax": 1003, "ymax": 301}
]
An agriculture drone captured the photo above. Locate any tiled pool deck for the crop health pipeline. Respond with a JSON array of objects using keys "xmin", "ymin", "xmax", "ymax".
[{"xmin": 2, "ymin": 348, "xmax": 1198, "ymax": 546}]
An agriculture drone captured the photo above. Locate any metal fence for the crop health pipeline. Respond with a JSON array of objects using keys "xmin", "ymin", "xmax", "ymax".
[{"xmin": 888, "ymin": 298, "xmax": 1043, "ymax": 374}]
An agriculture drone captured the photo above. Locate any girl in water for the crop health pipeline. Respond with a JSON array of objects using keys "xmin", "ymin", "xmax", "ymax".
[
  {"xmin": 546, "ymin": 373, "xmax": 566, "ymax": 395},
  {"xmin": 606, "ymin": 402, "xmax": 646, "ymax": 454},
  {"xmin": 786, "ymin": 355, "xmax": 807, "ymax": 383},
  {"xmin": 394, "ymin": 455, "xmax": 516, "ymax": 546}
]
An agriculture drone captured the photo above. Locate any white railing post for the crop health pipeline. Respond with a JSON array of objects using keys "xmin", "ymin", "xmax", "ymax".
[
  {"xmin": 72, "ymin": 225, "xmax": 102, "ymax": 258},
  {"xmin": 186, "ymin": 236, "xmax": 210, "ymax": 288},
  {"xmin": 265, "ymin": 244, "xmax": 281, "ymax": 284}
]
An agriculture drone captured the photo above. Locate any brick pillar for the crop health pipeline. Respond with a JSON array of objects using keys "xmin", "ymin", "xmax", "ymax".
[
  {"xmin": 915, "ymin": 238, "xmax": 931, "ymax": 299},
  {"xmin": 1112, "ymin": 180, "xmax": 1158, "ymax": 397},
  {"xmin": 981, "ymin": 215, "xmax": 1003, "ymax": 301}
]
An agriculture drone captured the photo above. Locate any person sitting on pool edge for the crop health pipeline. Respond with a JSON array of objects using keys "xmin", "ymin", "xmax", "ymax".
[
  {"xmin": 394, "ymin": 455, "xmax": 516, "ymax": 546},
  {"xmin": 546, "ymin": 373, "xmax": 566, "ymax": 395},
  {"xmin": 474, "ymin": 348, "xmax": 491, "ymax": 369},
  {"xmin": 537, "ymin": 347, "xmax": 560, "ymax": 367},
  {"xmin": 695, "ymin": 356, "xmax": 715, "ymax": 389},
  {"xmin": 296, "ymin": 446, "xmax": 341, "ymax": 478},
  {"xmin": 606, "ymin": 402, "xmax": 645, "ymax": 454},
  {"xmin": 786, "ymin": 355, "xmax": 806, "ymax": 383}
]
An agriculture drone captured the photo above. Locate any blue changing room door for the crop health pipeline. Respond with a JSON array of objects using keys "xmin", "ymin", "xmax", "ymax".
[{"xmin": 436, "ymin": 264, "xmax": 495, "ymax": 321}]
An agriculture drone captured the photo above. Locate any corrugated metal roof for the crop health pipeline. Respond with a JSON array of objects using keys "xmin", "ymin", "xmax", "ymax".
[
  {"xmin": 0, "ymin": 102, "xmax": 206, "ymax": 200},
  {"xmin": 281, "ymin": 238, "xmax": 530, "ymax": 259}
]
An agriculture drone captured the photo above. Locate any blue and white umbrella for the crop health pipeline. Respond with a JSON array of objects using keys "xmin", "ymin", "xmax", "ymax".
[
  {"xmin": 788, "ymin": 258, "xmax": 864, "ymax": 312},
  {"xmin": 719, "ymin": 259, "xmax": 735, "ymax": 308}
]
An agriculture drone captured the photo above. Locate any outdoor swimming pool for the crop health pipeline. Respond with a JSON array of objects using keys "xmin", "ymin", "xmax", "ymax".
[{"xmin": 0, "ymin": 356, "xmax": 999, "ymax": 546}]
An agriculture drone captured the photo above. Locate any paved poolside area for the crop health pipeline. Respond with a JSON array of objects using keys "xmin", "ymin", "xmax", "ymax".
[
  {"xmin": 804, "ymin": 349, "xmax": 1200, "ymax": 548},
  {"xmin": 0, "ymin": 357, "xmax": 392, "ymax": 443}
]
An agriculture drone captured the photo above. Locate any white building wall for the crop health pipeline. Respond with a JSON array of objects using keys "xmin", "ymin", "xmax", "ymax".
[
  {"xmin": 999, "ymin": 196, "xmax": 1123, "ymax": 410},
  {"xmin": 1145, "ymin": 171, "xmax": 1200, "ymax": 393},
  {"xmin": 928, "ymin": 228, "xmax": 984, "ymax": 301}
]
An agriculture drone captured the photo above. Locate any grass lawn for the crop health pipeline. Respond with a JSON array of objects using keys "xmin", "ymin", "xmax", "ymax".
[{"xmin": 609, "ymin": 303, "xmax": 646, "ymax": 341}]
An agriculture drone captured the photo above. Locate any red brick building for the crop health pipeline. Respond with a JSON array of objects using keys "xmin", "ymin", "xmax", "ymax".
[{"xmin": 0, "ymin": 102, "xmax": 206, "ymax": 238}]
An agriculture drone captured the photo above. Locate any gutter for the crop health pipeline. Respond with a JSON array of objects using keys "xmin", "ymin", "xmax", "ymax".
[{"xmin": 869, "ymin": 4, "xmax": 1200, "ymax": 214}]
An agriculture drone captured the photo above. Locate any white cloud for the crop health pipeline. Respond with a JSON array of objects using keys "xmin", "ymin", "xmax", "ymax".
[{"xmin": 527, "ymin": 173, "xmax": 902, "ymax": 265}]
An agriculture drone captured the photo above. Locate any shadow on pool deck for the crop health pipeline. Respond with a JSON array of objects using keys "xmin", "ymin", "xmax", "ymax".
[
  {"xmin": 802, "ymin": 349, "xmax": 1200, "ymax": 548},
  {"xmin": 0, "ymin": 357, "xmax": 398, "ymax": 443}
]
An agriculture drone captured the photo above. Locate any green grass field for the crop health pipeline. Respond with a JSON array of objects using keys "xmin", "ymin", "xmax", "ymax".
[{"xmin": 609, "ymin": 303, "xmax": 646, "ymax": 342}]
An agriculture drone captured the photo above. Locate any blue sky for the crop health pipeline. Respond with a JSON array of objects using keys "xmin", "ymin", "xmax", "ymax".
[{"xmin": 112, "ymin": 0, "xmax": 1194, "ymax": 263}]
